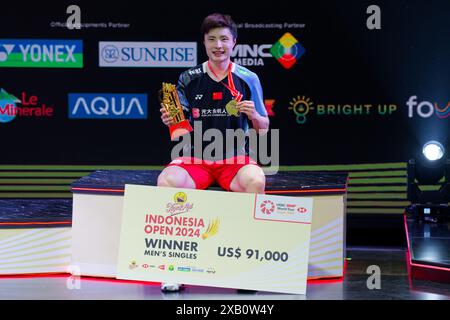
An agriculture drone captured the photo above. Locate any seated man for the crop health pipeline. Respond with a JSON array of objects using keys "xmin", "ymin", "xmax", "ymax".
[{"xmin": 157, "ymin": 13, "xmax": 269, "ymax": 292}]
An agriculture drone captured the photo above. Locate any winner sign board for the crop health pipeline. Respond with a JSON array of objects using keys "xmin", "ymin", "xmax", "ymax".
[{"xmin": 116, "ymin": 185, "xmax": 313, "ymax": 294}]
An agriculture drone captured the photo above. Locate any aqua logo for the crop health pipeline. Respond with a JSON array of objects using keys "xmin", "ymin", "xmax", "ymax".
[{"xmin": 68, "ymin": 93, "xmax": 147, "ymax": 119}]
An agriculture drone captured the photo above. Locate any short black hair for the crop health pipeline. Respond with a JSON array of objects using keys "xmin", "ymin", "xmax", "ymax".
[{"xmin": 201, "ymin": 13, "xmax": 237, "ymax": 40}]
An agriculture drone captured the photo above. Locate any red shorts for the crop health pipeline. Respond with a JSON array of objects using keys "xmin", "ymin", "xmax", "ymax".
[{"xmin": 165, "ymin": 156, "xmax": 258, "ymax": 191}]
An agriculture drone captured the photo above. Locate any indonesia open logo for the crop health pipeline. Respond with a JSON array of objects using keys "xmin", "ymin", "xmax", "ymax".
[{"xmin": 260, "ymin": 200, "xmax": 275, "ymax": 215}]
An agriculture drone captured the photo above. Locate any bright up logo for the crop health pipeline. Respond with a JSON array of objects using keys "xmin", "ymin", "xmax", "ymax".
[{"xmin": 270, "ymin": 33, "xmax": 305, "ymax": 69}]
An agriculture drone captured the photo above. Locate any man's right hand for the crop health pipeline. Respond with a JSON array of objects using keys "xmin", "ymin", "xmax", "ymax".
[{"xmin": 160, "ymin": 104, "xmax": 175, "ymax": 126}]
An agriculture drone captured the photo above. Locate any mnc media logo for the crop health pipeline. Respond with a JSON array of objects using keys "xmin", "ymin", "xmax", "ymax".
[
  {"xmin": 0, "ymin": 39, "xmax": 83, "ymax": 68},
  {"xmin": 270, "ymin": 33, "xmax": 305, "ymax": 69},
  {"xmin": 231, "ymin": 33, "xmax": 305, "ymax": 69},
  {"xmin": 68, "ymin": 93, "xmax": 148, "ymax": 119},
  {"xmin": 99, "ymin": 42, "xmax": 197, "ymax": 67}
]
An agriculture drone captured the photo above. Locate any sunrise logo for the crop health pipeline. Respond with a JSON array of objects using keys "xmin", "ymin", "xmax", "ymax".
[{"xmin": 270, "ymin": 33, "xmax": 305, "ymax": 69}]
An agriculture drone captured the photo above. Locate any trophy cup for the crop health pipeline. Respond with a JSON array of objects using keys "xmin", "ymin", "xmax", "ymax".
[{"xmin": 159, "ymin": 82, "xmax": 193, "ymax": 140}]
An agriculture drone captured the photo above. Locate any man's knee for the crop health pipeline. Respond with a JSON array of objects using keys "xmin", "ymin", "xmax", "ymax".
[
  {"xmin": 244, "ymin": 175, "xmax": 265, "ymax": 193},
  {"xmin": 157, "ymin": 167, "xmax": 196, "ymax": 189},
  {"xmin": 158, "ymin": 168, "xmax": 183, "ymax": 188},
  {"xmin": 158, "ymin": 172, "xmax": 177, "ymax": 187}
]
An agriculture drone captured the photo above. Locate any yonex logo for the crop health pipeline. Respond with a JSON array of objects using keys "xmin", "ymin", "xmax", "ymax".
[
  {"xmin": 0, "ymin": 44, "xmax": 14, "ymax": 62},
  {"xmin": 270, "ymin": 33, "xmax": 305, "ymax": 69},
  {"xmin": 189, "ymin": 68, "xmax": 202, "ymax": 75},
  {"xmin": 0, "ymin": 40, "xmax": 83, "ymax": 68},
  {"xmin": 195, "ymin": 94, "xmax": 203, "ymax": 100}
]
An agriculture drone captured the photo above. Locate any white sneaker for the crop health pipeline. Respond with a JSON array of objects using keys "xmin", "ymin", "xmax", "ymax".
[{"xmin": 161, "ymin": 282, "xmax": 183, "ymax": 292}]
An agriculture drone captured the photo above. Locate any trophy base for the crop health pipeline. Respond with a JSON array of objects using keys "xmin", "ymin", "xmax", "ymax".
[{"xmin": 169, "ymin": 120, "xmax": 193, "ymax": 140}]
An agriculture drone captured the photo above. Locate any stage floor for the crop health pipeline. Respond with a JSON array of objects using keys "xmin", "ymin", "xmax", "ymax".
[{"xmin": 1, "ymin": 247, "xmax": 449, "ymax": 300}]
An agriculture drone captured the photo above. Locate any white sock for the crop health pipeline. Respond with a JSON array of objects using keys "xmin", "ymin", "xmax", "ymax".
[{"xmin": 161, "ymin": 282, "xmax": 182, "ymax": 291}]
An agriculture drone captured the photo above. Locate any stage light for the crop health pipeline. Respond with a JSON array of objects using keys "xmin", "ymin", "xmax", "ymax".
[
  {"xmin": 422, "ymin": 141, "xmax": 444, "ymax": 161},
  {"xmin": 407, "ymin": 140, "xmax": 450, "ymax": 223}
]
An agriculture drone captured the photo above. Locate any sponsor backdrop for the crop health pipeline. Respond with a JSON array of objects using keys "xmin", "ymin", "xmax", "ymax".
[{"xmin": 1, "ymin": 0, "xmax": 449, "ymax": 166}]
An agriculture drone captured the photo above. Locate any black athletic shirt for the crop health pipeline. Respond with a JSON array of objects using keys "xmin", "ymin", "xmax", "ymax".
[{"xmin": 174, "ymin": 61, "xmax": 267, "ymax": 160}]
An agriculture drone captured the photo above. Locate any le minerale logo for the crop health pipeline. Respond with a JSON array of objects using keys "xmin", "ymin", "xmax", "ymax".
[
  {"xmin": 0, "ymin": 39, "xmax": 83, "ymax": 68},
  {"xmin": 0, "ymin": 89, "xmax": 54, "ymax": 123},
  {"xmin": 0, "ymin": 89, "xmax": 20, "ymax": 123}
]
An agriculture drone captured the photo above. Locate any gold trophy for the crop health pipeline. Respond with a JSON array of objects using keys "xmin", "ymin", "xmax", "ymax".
[{"xmin": 159, "ymin": 82, "xmax": 193, "ymax": 140}]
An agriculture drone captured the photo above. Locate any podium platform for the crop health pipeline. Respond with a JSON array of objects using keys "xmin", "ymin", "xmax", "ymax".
[
  {"xmin": 0, "ymin": 200, "xmax": 72, "ymax": 275},
  {"xmin": 70, "ymin": 170, "xmax": 348, "ymax": 280},
  {"xmin": 404, "ymin": 211, "xmax": 450, "ymax": 283}
]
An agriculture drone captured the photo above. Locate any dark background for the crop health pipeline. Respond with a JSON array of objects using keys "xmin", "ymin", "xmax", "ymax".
[{"xmin": 1, "ymin": 0, "xmax": 449, "ymax": 165}]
